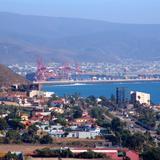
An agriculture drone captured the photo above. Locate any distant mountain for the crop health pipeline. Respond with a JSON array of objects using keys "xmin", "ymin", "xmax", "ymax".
[
  {"xmin": 0, "ymin": 12, "xmax": 160, "ymax": 64},
  {"xmin": 0, "ymin": 64, "xmax": 28, "ymax": 86}
]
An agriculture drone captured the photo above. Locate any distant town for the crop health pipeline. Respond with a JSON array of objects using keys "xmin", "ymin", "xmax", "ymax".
[
  {"xmin": 0, "ymin": 62, "xmax": 160, "ymax": 160},
  {"xmin": 8, "ymin": 60, "xmax": 160, "ymax": 82}
]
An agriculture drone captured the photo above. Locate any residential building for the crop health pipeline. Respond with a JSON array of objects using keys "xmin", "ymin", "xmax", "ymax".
[{"xmin": 130, "ymin": 91, "xmax": 150, "ymax": 105}]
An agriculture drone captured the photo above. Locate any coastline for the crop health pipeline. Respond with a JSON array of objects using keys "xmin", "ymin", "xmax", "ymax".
[{"xmin": 34, "ymin": 79, "xmax": 160, "ymax": 85}]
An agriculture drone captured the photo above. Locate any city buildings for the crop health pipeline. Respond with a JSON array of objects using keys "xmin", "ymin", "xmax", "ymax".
[
  {"xmin": 116, "ymin": 87, "xmax": 128, "ymax": 106},
  {"xmin": 130, "ymin": 91, "xmax": 150, "ymax": 105},
  {"xmin": 9, "ymin": 60, "xmax": 160, "ymax": 82}
]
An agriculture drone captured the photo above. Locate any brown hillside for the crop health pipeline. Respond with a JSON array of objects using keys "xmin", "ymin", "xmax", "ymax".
[{"xmin": 0, "ymin": 64, "xmax": 28, "ymax": 86}]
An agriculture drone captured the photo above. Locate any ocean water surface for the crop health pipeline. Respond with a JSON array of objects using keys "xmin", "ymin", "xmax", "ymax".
[{"xmin": 42, "ymin": 81, "xmax": 160, "ymax": 104}]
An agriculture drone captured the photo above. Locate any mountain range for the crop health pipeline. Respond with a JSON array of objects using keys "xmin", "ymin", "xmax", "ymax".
[{"xmin": 0, "ymin": 12, "xmax": 160, "ymax": 64}]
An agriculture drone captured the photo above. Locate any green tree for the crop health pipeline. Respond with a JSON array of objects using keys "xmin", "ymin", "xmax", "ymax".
[
  {"xmin": 5, "ymin": 130, "xmax": 21, "ymax": 144},
  {"xmin": 72, "ymin": 106, "xmax": 83, "ymax": 119},
  {"xmin": 121, "ymin": 130, "xmax": 132, "ymax": 147},
  {"xmin": 8, "ymin": 119, "xmax": 25, "ymax": 130},
  {"xmin": 111, "ymin": 117, "xmax": 123, "ymax": 132},
  {"xmin": 132, "ymin": 132, "xmax": 145, "ymax": 151},
  {"xmin": 156, "ymin": 124, "xmax": 160, "ymax": 135},
  {"xmin": 76, "ymin": 150, "xmax": 106, "ymax": 159},
  {"xmin": 28, "ymin": 124, "xmax": 38, "ymax": 134},
  {"xmin": 56, "ymin": 117, "xmax": 67, "ymax": 126},
  {"xmin": 7, "ymin": 107, "xmax": 20, "ymax": 119},
  {"xmin": 4, "ymin": 151, "xmax": 20, "ymax": 160},
  {"xmin": 110, "ymin": 94, "xmax": 116, "ymax": 103},
  {"xmin": 138, "ymin": 108, "xmax": 156, "ymax": 129},
  {"xmin": 21, "ymin": 125, "xmax": 39, "ymax": 144},
  {"xmin": 96, "ymin": 119, "xmax": 111, "ymax": 129},
  {"xmin": 21, "ymin": 132, "xmax": 39, "ymax": 144},
  {"xmin": 34, "ymin": 148, "xmax": 73, "ymax": 158},
  {"xmin": 40, "ymin": 135, "xmax": 53, "ymax": 144},
  {"xmin": 86, "ymin": 96, "xmax": 96, "ymax": 105},
  {"xmin": 0, "ymin": 118, "xmax": 8, "ymax": 130},
  {"xmin": 123, "ymin": 132, "xmax": 145, "ymax": 151},
  {"xmin": 142, "ymin": 147, "xmax": 160, "ymax": 160},
  {"xmin": 90, "ymin": 107, "xmax": 103, "ymax": 119}
]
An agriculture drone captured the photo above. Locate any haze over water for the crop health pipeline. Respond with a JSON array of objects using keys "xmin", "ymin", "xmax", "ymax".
[{"xmin": 43, "ymin": 81, "xmax": 160, "ymax": 104}]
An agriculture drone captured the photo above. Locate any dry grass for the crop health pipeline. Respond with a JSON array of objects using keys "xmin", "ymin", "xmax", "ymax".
[
  {"xmin": 54, "ymin": 138, "xmax": 104, "ymax": 143},
  {"xmin": 0, "ymin": 139, "xmax": 105, "ymax": 155},
  {"xmin": 0, "ymin": 144, "xmax": 56, "ymax": 154}
]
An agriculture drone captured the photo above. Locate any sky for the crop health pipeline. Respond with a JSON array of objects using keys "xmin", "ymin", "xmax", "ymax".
[{"xmin": 0, "ymin": 0, "xmax": 160, "ymax": 24}]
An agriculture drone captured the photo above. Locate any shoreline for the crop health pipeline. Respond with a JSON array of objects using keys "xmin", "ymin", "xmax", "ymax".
[{"xmin": 34, "ymin": 79, "xmax": 160, "ymax": 85}]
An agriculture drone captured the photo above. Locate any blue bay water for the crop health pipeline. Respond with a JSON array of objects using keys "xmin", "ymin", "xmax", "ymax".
[{"xmin": 42, "ymin": 82, "xmax": 160, "ymax": 104}]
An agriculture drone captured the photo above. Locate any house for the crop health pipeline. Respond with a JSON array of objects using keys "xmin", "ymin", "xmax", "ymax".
[
  {"xmin": 67, "ymin": 127, "xmax": 101, "ymax": 139},
  {"xmin": 50, "ymin": 99, "xmax": 64, "ymax": 107},
  {"xmin": 37, "ymin": 124, "xmax": 65, "ymax": 138},
  {"xmin": 37, "ymin": 124, "xmax": 63, "ymax": 131},
  {"xmin": 30, "ymin": 112, "xmax": 51, "ymax": 124},
  {"xmin": 49, "ymin": 129, "xmax": 65, "ymax": 138},
  {"xmin": 35, "ymin": 112, "xmax": 51, "ymax": 117},
  {"xmin": 18, "ymin": 98, "xmax": 32, "ymax": 107},
  {"xmin": 49, "ymin": 107, "xmax": 64, "ymax": 114},
  {"xmin": 43, "ymin": 91, "xmax": 55, "ymax": 98},
  {"xmin": 28, "ymin": 90, "xmax": 41, "ymax": 98},
  {"xmin": 67, "ymin": 130, "xmax": 100, "ymax": 139},
  {"xmin": 30, "ymin": 115, "xmax": 42, "ymax": 123},
  {"xmin": 73, "ymin": 116, "xmax": 96, "ymax": 125},
  {"xmin": 0, "ymin": 101, "xmax": 19, "ymax": 106}
]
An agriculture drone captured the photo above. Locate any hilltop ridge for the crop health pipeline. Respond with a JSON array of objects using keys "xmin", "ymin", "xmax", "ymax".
[
  {"xmin": 0, "ymin": 12, "xmax": 160, "ymax": 63},
  {"xmin": 0, "ymin": 64, "xmax": 28, "ymax": 86}
]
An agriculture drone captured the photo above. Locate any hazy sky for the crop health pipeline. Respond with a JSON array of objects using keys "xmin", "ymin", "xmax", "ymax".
[{"xmin": 0, "ymin": 0, "xmax": 159, "ymax": 24}]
